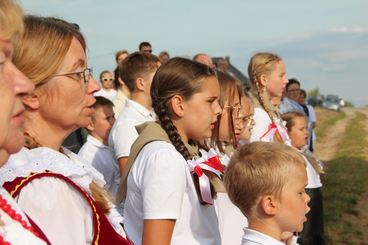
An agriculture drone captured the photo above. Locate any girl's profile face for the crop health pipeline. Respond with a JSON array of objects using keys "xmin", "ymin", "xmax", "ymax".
[
  {"xmin": 218, "ymin": 95, "xmax": 243, "ymax": 142},
  {"xmin": 179, "ymin": 76, "xmax": 222, "ymax": 142},
  {"xmin": 264, "ymin": 61, "xmax": 288, "ymax": 100},
  {"xmin": 288, "ymin": 116, "xmax": 308, "ymax": 150},
  {"xmin": 239, "ymin": 96, "xmax": 255, "ymax": 141}
]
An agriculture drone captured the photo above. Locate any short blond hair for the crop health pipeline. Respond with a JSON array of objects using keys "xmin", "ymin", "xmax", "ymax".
[
  {"xmin": 224, "ymin": 142, "xmax": 305, "ymax": 217},
  {"xmin": 0, "ymin": 0, "xmax": 24, "ymax": 40}
]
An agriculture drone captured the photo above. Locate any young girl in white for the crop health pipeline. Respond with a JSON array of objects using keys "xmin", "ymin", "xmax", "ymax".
[
  {"xmin": 118, "ymin": 57, "xmax": 223, "ymax": 245},
  {"xmin": 207, "ymin": 70, "xmax": 248, "ymax": 244},
  {"xmin": 94, "ymin": 70, "xmax": 117, "ymax": 101},
  {"xmin": 247, "ymin": 52, "xmax": 290, "ymax": 145},
  {"xmin": 238, "ymin": 93, "xmax": 255, "ymax": 144},
  {"xmin": 282, "ymin": 111, "xmax": 325, "ymax": 245}
]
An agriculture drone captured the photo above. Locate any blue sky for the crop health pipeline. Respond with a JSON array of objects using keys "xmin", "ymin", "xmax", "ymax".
[{"xmin": 20, "ymin": 0, "xmax": 368, "ymax": 106}]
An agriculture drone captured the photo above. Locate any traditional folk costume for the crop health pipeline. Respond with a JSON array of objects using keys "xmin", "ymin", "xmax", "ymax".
[{"xmin": 0, "ymin": 147, "xmax": 131, "ymax": 245}]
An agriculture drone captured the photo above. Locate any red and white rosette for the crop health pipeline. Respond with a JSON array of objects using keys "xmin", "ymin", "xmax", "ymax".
[
  {"xmin": 187, "ymin": 149, "xmax": 225, "ymax": 205},
  {"xmin": 259, "ymin": 119, "xmax": 291, "ymax": 146}
]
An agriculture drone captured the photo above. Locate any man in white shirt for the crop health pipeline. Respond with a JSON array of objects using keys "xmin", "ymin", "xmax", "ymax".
[
  {"xmin": 109, "ymin": 52, "xmax": 160, "ymax": 177},
  {"xmin": 78, "ymin": 96, "xmax": 120, "ymax": 195}
]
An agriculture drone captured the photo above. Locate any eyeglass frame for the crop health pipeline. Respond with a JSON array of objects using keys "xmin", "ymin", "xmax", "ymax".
[
  {"xmin": 53, "ymin": 67, "xmax": 93, "ymax": 86},
  {"xmin": 223, "ymin": 105, "xmax": 243, "ymax": 120}
]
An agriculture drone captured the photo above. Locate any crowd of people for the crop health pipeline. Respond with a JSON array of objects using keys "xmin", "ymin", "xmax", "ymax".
[{"xmin": 0, "ymin": 0, "xmax": 325, "ymax": 244}]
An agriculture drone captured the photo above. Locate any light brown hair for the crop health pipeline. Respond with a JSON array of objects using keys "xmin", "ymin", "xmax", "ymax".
[
  {"xmin": 0, "ymin": 0, "xmax": 24, "ymax": 40},
  {"xmin": 119, "ymin": 51, "xmax": 160, "ymax": 92},
  {"xmin": 224, "ymin": 141, "xmax": 305, "ymax": 217},
  {"xmin": 210, "ymin": 70, "xmax": 243, "ymax": 150},
  {"xmin": 13, "ymin": 15, "xmax": 86, "ymax": 87}
]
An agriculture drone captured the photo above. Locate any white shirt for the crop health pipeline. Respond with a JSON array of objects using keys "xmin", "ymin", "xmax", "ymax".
[
  {"xmin": 94, "ymin": 88, "xmax": 117, "ymax": 101},
  {"xmin": 78, "ymin": 135, "xmax": 120, "ymax": 196},
  {"xmin": 112, "ymin": 89, "xmax": 128, "ymax": 117},
  {"xmin": 0, "ymin": 188, "xmax": 46, "ymax": 245},
  {"xmin": 124, "ymin": 141, "xmax": 221, "ymax": 245},
  {"xmin": 109, "ymin": 99, "xmax": 155, "ymax": 159},
  {"xmin": 0, "ymin": 147, "xmax": 126, "ymax": 245},
  {"xmin": 301, "ymin": 154, "xmax": 322, "ymax": 188},
  {"xmin": 241, "ymin": 228, "xmax": 284, "ymax": 245},
  {"xmin": 250, "ymin": 108, "xmax": 272, "ymax": 143},
  {"xmin": 306, "ymin": 104, "xmax": 317, "ymax": 141}
]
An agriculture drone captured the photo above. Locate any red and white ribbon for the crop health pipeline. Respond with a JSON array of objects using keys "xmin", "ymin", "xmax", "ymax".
[{"xmin": 187, "ymin": 148, "xmax": 225, "ymax": 205}]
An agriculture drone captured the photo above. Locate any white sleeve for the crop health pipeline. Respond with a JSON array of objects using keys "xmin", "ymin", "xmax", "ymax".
[
  {"xmin": 110, "ymin": 121, "xmax": 139, "ymax": 159},
  {"xmin": 307, "ymin": 105, "xmax": 317, "ymax": 122},
  {"xmin": 250, "ymin": 108, "xmax": 272, "ymax": 142},
  {"xmin": 16, "ymin": 177, "xmax": 93, "ymax": 245},
  {"xmin": 140, "ymin": 148, "xmax": 187, "ymax": 219}
]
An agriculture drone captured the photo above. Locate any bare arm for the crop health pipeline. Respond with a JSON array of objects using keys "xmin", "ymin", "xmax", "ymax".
[
  {"xmin": 142, "ymin": 219, "xmax": 176, "ymax": 245},
  {"xmin": 118, "ymin": 157, "xmax": 128, "ymax": 177}
]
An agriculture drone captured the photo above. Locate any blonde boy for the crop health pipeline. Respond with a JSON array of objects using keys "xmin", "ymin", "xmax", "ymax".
[
  {"xmin": 224, "ymin": 142, "xmax": 310, "ymax": 245},
  {"xmin": 78, "ymin": 96, "xmax": 120, "ymax": 195}
]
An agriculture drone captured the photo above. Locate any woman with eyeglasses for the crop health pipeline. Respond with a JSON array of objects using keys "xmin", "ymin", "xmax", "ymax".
[
  {"xmin": 94, "ymin": 70, "xmax": 117, "ymax": 101},
  {"xmin": 204, "ymin": 70, "xmax": 248, "ymax": 245},
  {"xmin": 0, "ymin": 15, "xmax": 131, "ymax": 245}
]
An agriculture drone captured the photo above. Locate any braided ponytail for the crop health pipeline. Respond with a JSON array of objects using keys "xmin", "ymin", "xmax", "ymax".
[{"xmin": 156, "ymin": 103, "xmax": 191, "ymax": 160}]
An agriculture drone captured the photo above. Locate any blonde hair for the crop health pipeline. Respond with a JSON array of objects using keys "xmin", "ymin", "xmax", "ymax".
[
  {"xmin": 248, "ymin": 52, "xmax": 282, "ymax": 122},
  {"xmin": 0, "ymin": 0, "xmax": 24, "ymax": 40},
  {"xmin": 224, "ymin": 142, "xmax": 305, "ymax": 217},
  {"xmin": 13, "ymin": 15, "xmax": 86, "ymax": 87}
]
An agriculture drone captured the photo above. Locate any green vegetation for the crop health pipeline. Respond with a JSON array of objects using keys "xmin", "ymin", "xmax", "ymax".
[
  {"xmin": 322, "ymin": 112, "xmax": 368, "ymax": 244},
  {"xmin": 314, "ymin": 109, "xmax": 346, "ymax": 138}
]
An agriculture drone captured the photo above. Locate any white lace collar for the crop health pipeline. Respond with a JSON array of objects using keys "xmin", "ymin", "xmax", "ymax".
[{"xmin": 0, "ymin": 147, "xmax": 106, "ymax": 194}]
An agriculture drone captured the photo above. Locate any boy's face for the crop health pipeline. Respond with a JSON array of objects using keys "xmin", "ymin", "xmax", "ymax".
[
  {"xmin": 91, "ymin": 105, "xmax": 115, "ymax": 145},
  {"xmin": 275, "ymin": 164, "xmax": 310, "ymax": 233}
]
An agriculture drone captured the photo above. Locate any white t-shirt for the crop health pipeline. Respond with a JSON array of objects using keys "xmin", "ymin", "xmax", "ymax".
[
  {"xmin": 301, "ymin": 154, "xmax": 322, "ymax": 188},
  {"xmin": 124, "ymin": 141, "xmax": 221, "ymax": 245},
  {"xmin": 0, "ymin": 147, "xmax": 126, "ymax": 245},
  {"xmin": 112, "ymin": 89, "xmax": 128, "ymax": 118},
  {"xmin": 0, "ymin": 188, "xmax": 47, "ymax": 245},
  {"xmin": 78, "ymin": 135, "xmax": 120, "ymax": 195},
  {"xmin": 241, "ymin": 228, "xmax": 284, "ymax": 245},
  {"xmin": 109, "ymin": 99, "xmax": 155, "ymax": 159},
  {"xmin": 94, "ymin": 88, "xmax": 117, "ymax": 101},
  {"xmin": 250, "ymin": 107, "xmax": 272, "ymax": 143}
]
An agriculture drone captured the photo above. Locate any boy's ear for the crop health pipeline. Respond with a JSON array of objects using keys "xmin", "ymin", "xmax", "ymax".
[
  {"xmin": 170, "ymin": 95, "xmax": 185, "ymax": 117},
  {"xmin": 86, "ymin": 120, "xmax": 95, "ymax": 132},
  {"xmin": 22, "ymin": 93, "xmax": 40, "ymax": 110},
  {"xmin": 260, "ymin": 195, "xmax": 279, "ymax": 216},
  {"xmin": 135, "ymin": 77, "xmax": 145, "ymax": 92}
]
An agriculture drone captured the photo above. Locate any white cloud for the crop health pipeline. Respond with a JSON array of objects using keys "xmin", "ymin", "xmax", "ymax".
[{"xmin": 329, "ymin": 26, "xmax": 368, "ymax": 33}]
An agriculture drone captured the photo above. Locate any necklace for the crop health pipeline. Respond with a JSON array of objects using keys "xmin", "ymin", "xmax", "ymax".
[{"xmin": 0, "ymin": 193, "xmax": 40, "ymax": 244}]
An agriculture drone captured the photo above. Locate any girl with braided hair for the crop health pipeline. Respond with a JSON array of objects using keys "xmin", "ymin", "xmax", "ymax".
[
  {"xmin": 119, "ymin": 57, "xmax": 222, "ymax": 245},
  {"xmin": 248, "ymin": 52, "xmax": 291, "ymax": 145}
]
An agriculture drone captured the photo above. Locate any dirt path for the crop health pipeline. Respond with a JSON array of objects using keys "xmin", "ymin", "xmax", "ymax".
[
  {"xmin": 314, "ymin": 108, "xmax": 356, "ymax": 161},
  {"xmin": 318, "ymin": 107, "xmax": 368, "ymax": 244}
]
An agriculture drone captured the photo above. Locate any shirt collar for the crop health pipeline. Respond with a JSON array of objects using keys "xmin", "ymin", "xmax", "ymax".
[
  {"xmin": 243, "ymin": 228, "xmax": 284, "ymax": 245},
  {"xmin": 126, "ymin": 99, "xmax": 154, "ymax": 119},
  {"xmin": 86, "ymin": 135, "xmax": 109, "ymax": 149}
]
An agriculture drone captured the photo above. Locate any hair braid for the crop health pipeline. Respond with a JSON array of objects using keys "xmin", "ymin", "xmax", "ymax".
[
  {"xmin": 156, "ymin": 103, "xmax": 191, "ymax": 160},
  {"xmin": 255, "ymin": 80, "xmax": 276, "ymax": 123}
]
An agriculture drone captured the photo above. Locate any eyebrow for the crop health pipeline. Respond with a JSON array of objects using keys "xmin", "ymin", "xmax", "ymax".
[{"xmin": 70, "ymin": 59, "xmax": 86, "ymax": 71}]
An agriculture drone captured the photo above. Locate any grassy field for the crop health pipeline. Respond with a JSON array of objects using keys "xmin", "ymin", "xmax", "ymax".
[{"xmin": 316, "ymin": 109, "xmax": 368, "ymax": 244}]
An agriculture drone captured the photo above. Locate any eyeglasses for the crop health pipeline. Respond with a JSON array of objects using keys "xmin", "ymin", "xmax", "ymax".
[
  {"xmin": 53, "ymin": 67, "xmax": 93, "ymax": 86},
  {"xmin": 223, "ymin": 105, "xmax": 243, "ymax": 120},
  {"xmin": 102, "ymin": 78, "xmax": 113, "ymax": 82},
  {"xmin": 242, "ymin": 114, "xmax": 254, "ymax": 123}
]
